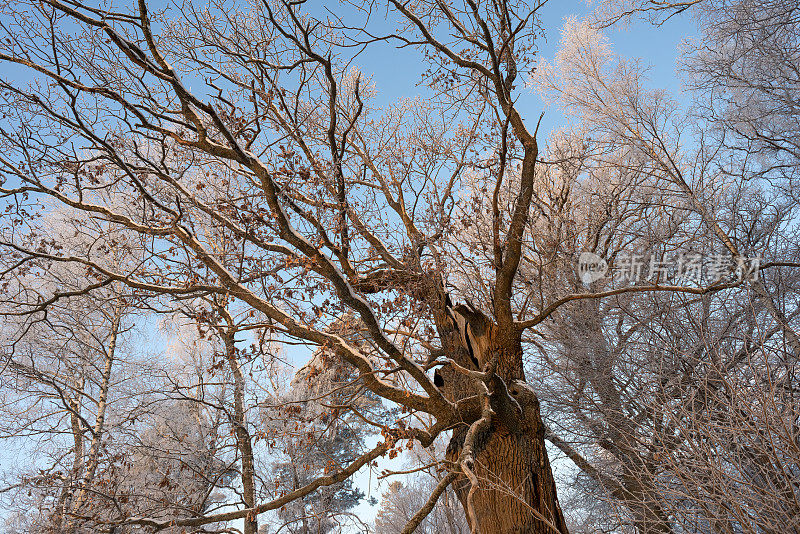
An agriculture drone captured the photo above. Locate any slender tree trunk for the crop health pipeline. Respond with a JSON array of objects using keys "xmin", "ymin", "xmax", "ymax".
[
  {"xmin": 56, "ymin": 392, "xmax": 84, "ymax": 534},
  {"xmin": 62, "ymin": 309, "xmax": 121, "ymax": 533},
  {"xmin": 73, "ymin": 313, "xmax": 119, "ymax": 503},
  {"xmin": 221, "ymin": 326, "xmax": 258, "ymax": 534},
  {"xmin": 442, "ymin": 487, "xmax": 464, "ymax": 534}
]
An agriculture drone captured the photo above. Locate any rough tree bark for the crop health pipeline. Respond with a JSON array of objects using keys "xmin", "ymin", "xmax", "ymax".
[{"xmin": 435, "ymin": 304, "xmax": 569, "ymax": 534}]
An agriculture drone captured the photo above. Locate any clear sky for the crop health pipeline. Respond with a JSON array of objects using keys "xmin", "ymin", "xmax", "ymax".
[{"xmin": 344, "ymin": 0, "xmax": 697, "ymax": 143}]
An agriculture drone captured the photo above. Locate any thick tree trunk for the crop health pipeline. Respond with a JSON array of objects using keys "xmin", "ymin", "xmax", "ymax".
[
  {"xmin": 448, "ymin": 420, "xmax": 568, "ymax": 533},
  {"xmin": 436, "ymin": 307, "xmax": 568, "ymax": 534}
]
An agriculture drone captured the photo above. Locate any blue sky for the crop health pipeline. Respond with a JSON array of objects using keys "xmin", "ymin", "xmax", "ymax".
[{"xmin": 345, "ymin": 0, "xmax": 697, "ymax": 142}]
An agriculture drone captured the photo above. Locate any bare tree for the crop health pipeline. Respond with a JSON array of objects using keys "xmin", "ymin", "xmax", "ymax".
[
  {"xmin": 375, "ymin": 477, "xmax": 469, "ymax": 534},
  {"xmin": 1, "ymin": 0, "xmax": 798, "ymax": 533},
  {"xmin": 523, "ymin": 11, "xmax": 800, "ymax": 534},
  {"xmin": 0, "ymin": 0, "xmax": 572, "ymax": 532},
  {"xmin": 0, "ymin": 211, "xmax": 229, "ymax": 533}
]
